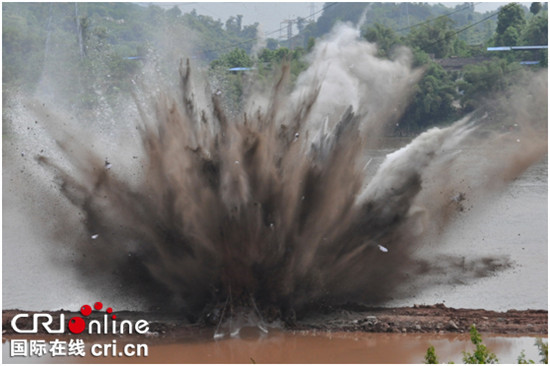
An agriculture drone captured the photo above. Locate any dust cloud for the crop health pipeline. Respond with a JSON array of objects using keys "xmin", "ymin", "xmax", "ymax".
[{"xmin": 4, "ymin": 23, "xmax": 547, "ymax": 324}]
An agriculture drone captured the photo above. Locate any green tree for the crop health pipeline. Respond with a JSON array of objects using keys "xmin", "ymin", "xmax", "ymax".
[
  {"xmin": 256, "ymin": 47, "xmax": 307, "ymax": 81},
  {"xmin": 462, "ymin": 325, "xmax": 499, "ymax": 364},
  {"xmin": 399, "ymin": 61, "xmax": 457, "ymax": 132},
  {"xmin": 210, "ymin": 48, "xmax": 253, "ymax": 69},
  {"xmin": 501, "ymin": 25, "xmax": 522, "ymax": 46},
  {"xmin": 225, "ymin": 15, "xmax": 243, "ymax": 34},
  {"xmin": 266, "ymin": 38, "xmax": 279, "ymax": 50},
  {"xmin": 406, "ymin": 17, "xmax": 457, "ymax": 58},
  {"xmin": 364, "ymin": 23, "xmax": 400, "ymax": 58},
  {"xmin": 522, "ymin": 10, "xmax": 548, "ymax": 45},
  {"xmin": 517, "ymin": 339, "xmax": 549, "ymax": 364},
  {"xmin": 536, "ymin": 338, "xmax": 549, "ymax": 364},
  {"xmin": 307, "ymin": 37, "xmax": 315, "ymax": 52},
  {"xmin": 458, "ymin": 60, "xmax": 512, "ymax": 112},
  {"xmin": 530, "ymin": 2, "xmax": 542, "ymax": 15},
  {"xmin": 495, "ymin": 3, "xmax": 526, "ymax": 46},
  {"xmin": 518, "ymin": 350, "xmax": 536, "ymax": 364},
  {"xmin": 296, "ymin": 17, "xmax": 306, "ymax": 33},
  {"xmin": 166, "ymin": 5, "xmax": 181, "ymax": 19},
  {"xmin": 425, "ymin": 345, "xmax": 439, "ymax": 364}
]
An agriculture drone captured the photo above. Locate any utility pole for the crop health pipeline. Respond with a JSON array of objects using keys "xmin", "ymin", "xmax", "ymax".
[{"xmin": 281, "ymin": 19, "xmax": 294, "ymax": 49}]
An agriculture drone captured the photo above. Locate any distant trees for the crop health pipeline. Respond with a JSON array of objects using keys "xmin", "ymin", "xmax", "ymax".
[
  {"xmin": 406, "ymin": 17, "xmax": 457, "ymax": 58},
  {"xmin": 357, "ymin": 1, "xmax": 548, "ymax": 133},
  {"xmin": 3, "ymin": 2, "xmax": 266, "ymax": 110},
  {"xmin": 458, "ymin": 60, "xmax": 512, "ymax": 112},
  {"xmin": 257, "ymin": 47, "xmax": 307, "ymax": 79},
  {"xmin": 522, "ymin": 8, "xmax": 548, "ymax": 45},
  {"xmin": 495, "ymin": 3, "xmax": 526, "ymax": 46},
  {"xmin": 210, "ymin": 48, "xmax": 253, "ymax": 69},
  {"xmin": 364, "ymin": 23, "xmax": 399, "ymax": 58},
  {"xmin": 4, "ymin": 1, "xmax": 547, "ymax": 134},
  {"xmin": 400, "ymin": 62, "xmax": 458, "ymax": 130},
  {"xmin": 362, "ymin": 18, "xmax": 464, "ymax": 132},
  {"xmin": 266, "ymin": 38, "xmax": 279, "ymax": 50},
  {"xmin": 208, "ymin": 45, "xmax": 308, "ymax": 114},
  {"xmin": 166, "ymin": 5, "xmax": 181, "ymax": 19},
  {"xmin": 530, "ymin": 2, "xmax": 542, "ymax": 15},
  {"xmin": 225, "ymin": 15, "xmax": 243, "ymax": 34}
]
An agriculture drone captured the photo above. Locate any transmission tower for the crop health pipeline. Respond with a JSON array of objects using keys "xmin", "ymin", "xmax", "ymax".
[{"xmin": 280, "ymin": 19, "xmax": 295, "ymax": 49}]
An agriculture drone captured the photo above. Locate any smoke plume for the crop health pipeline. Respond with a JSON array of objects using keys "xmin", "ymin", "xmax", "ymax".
[{"xmin": 7, "ymin": 23, "xmax": 548, "ymax": 323}]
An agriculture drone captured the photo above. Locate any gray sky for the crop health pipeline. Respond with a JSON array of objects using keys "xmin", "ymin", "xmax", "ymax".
[
  {"xmin": 155, "ymin": 2, "xmax": 315, "ymax": 37},
  {"xmin": 151, "ymin": 2, "xmax": 528, "ymax": 39}
]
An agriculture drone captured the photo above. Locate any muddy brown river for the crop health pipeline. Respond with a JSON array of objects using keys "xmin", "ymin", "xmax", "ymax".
[{"xmin": 2, "ymin": 331, "xmax": 546, "ymax": 363}]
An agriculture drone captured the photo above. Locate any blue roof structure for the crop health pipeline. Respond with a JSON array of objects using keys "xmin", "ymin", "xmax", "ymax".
[
  {"xmin": 227, "ymin": 67, "xmax": 254, "ymax": 71},
  {"xmin": 487, "ymin": 46, "xmax": 511, "ymax": 51},
  {"xmin": 512, "ymin": 45, "xmax": 548, "ymax": 50},
  {"xmin": 519, "ymin": 61, "xmax": 541, "ymax": 65},
  {"xmin": 487, "ymin": 45, "xmax": 548, "ymax": 51}
]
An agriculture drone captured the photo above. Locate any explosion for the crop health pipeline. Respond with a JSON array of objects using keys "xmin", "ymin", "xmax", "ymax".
[{"xmin": 8, "ymin": 24, "xmax": 547, "ymax": 329}]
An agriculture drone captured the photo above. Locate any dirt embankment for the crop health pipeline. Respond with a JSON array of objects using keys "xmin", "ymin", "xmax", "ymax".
[
  {"xmin": 2, "ymin": 304, "xmax": 547, "ymax": 339},
  {"xmin": 293, "ymin": 303, "xmax": 548, "ymax": 335}
]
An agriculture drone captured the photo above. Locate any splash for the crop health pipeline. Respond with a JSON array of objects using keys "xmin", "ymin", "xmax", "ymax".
[{"xmin": 9, "ymin": 24, "xmax": 547, "ymax": 326}]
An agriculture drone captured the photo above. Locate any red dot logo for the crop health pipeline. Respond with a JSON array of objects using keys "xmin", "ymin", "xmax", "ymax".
[
  {"xmin": 68, "ymin": 317, "xmax": 86, "ymax": 334},
  {"xmin": 80, "ymin": 305, "xmax": 92, "ymax": 316},
  {"xmin": 74, "ymin": 301, "xmax": 115, "ymax": 330}
]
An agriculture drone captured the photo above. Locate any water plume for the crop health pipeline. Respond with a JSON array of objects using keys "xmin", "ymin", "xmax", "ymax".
[{"xmin": 9, "ymin": 23, "xmax": 547, "ymax": 325}]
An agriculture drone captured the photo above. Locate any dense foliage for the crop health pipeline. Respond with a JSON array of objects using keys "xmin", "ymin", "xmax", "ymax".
[
  {"xmin": 3, "ymin": 2, "xmax": 548, "ymax": 133},
  {"xmin": 356, "ymin": 2, "xmax": 547, "ymax": 132}
]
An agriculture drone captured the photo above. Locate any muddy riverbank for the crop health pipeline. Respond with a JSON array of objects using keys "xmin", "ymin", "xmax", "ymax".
[
  {"xmin": 293, "ymin": 303, "xmax": 547, "ymax": 334},
  {"xmin": 3, "ymin": 303, "xmax": 547, "ymax": 338}
]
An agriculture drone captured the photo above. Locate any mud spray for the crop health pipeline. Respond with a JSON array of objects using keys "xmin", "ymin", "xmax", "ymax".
[{"xmin": 4, "ymin": 23, "xmax": 547, "ymax": 334}]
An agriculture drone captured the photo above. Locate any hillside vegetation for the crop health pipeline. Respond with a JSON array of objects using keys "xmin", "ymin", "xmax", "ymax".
[{"xmin": 3, "ymin": 2, "xmax": 547, "ymax": 133}]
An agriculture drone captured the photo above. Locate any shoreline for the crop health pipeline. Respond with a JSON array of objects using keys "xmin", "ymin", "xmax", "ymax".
[{"xmin": 3, "ymin": 304, "xmax": 547, "ymax": 340}]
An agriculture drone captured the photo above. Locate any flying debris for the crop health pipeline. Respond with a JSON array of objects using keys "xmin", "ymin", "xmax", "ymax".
[
  {"xmin": 451, "ymin": 192, "xmax": 466, "ymax": 203},
  {"xmin": 30, "ymin": 21, "xmax": 546, "ymax": 323},
  {"xmin": 378, "ymin": 244, "xmax": 388, "ymax": 253}
]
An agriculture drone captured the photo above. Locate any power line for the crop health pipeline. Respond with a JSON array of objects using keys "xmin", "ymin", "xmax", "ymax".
[
  {"xmin": 422, "ymin": 10, "xmax": 500, "ymax": 50},
  {"xmin": 453, "ymin": 11, "xmax": 499, "ymax": 36},
  {"xmin": 201, "ymin": 2, "xmax": 499, "ymax": 58},
  {"xmin": 200, "ymin": 3, "xmax": 337, "ymax": 56},
  {"xmin": 396, "ymin": 2, "xmax": 482, "ymax": 33}
]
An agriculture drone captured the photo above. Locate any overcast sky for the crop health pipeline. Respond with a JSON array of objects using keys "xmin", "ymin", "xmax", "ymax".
[{"xmin": 151, "ymin": 2, "xmax": 530, "ymax": 38}]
